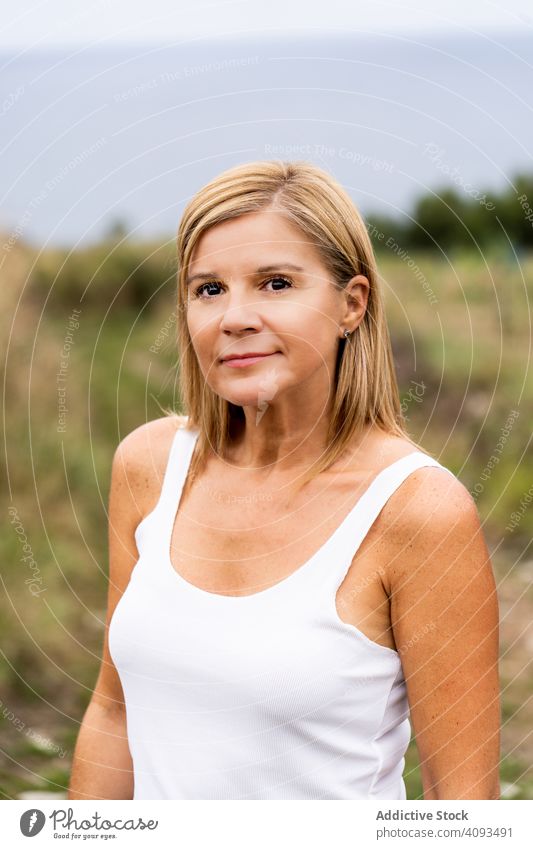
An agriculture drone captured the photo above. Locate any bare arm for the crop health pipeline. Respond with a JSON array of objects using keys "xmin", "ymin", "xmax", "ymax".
[
  {"xmin": 68, "ymin": 699, "xmax": 133, "ymax": 800},
  {"xmin": 69, "ymin": 433, "xmax": 148, "ymax": 800},
  {"xmin": 386, "ymin": 467, "xmax": 501, "ymax": 800}
]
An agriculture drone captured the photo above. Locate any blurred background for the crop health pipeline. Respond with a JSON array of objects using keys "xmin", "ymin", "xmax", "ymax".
[{"xmin": 1, "ymin": 0, "xmax": 532, "ymax": 800}]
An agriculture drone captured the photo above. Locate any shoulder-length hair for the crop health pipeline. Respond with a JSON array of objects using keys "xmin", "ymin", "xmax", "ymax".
[{"xmin": 167, "ymin": 159, "xmax": 425, "ymax": 494}]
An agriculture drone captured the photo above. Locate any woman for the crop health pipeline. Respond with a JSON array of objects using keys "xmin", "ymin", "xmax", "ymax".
[{"xmin": 69, "ymin": 160, "xmax": 500, "ymax": 801}]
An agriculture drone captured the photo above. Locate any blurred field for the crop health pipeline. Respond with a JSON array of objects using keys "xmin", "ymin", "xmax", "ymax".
[{"xmin": 1, "ymin": 234, "xmax": 532, "ymax": 799}]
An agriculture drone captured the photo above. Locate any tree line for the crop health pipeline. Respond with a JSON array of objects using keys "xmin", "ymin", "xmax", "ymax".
[{"xmin": 367, "ymin": 172, "xmax": 533, "ymax": 252}]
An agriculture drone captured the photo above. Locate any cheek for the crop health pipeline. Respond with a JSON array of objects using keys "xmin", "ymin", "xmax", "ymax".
[
  {"xmin": 290, "ymin": 314, "xmax": 337, "ymax": 360},
  {"xmin": 272, "ymin": 300, "xmax": 335, "ymax": 342},
  {"xmin": 187, "ymin": 312, "xmax": 216, "ymax": 356}
]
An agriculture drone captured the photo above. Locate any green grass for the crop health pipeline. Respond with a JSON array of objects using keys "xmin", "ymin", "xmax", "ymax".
[{"xmin": 1, "ymin": 238, "xmax": 531, "ymax": 799}]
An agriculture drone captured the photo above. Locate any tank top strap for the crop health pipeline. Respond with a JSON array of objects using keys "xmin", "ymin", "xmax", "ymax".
[
  {"xmin": 134, "ymin": 422, "xmax": 199, "ymax": 553},
  {"xmin": 315, "ymin": 450, "xmax": 457, "ymax": 597},
  {"xmin": 157, "ymin": 424, "xmax": 200, "ymax": 521}
]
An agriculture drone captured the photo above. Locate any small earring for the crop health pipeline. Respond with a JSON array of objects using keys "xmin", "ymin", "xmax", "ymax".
[{"xmin": 343, "ymin": 328, "xmax": 351, "ymax": 338}]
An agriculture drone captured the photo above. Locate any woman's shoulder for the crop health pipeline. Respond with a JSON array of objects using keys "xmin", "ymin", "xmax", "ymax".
[
  {"xmin": 112, "ymin": 415, "xmax": 189, "ymax": 511},
  {"xmin": 360, "ymin": 429, "xmax": 474, "ymax": 530},
  {"xmin": 359, "ymin": 436, "xmax": 483, "ymax": 598},
  {"xmin": 381, "ymin": 469, "xmax": 489, "ymax": 610},
  {"xmin": 371, "ymin": 434, "xmax": 469, "ymax": 511},
  {"xmin": 375, "ymin": 440, "xmax": 480, "ymax": 581},
  {"xmin": 362, "ymin": 430, "xmax": 452, "ymax": 475},
  {"xmin": 115, "ymin": 414, "xmax": 187, "ymax": 462}
]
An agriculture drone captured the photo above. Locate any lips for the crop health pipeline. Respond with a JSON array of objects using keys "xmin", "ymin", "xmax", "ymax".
[
  {"xmin": 221, "ymin": 352, "xmax": 278, "ymax": 362},
  {"xmin": 220, "ymin": 352, "xmax": 280, "ymax": 368}
]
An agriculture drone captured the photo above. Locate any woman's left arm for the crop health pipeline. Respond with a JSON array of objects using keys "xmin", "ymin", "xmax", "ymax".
[{"xmin": 386, "ymin": 467, "xmax": 501, "ymax": 800}]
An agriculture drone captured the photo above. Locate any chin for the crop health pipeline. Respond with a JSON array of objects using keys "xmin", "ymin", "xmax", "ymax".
[
  {"xmin": 212, "ymin": 374, "xmax": 291, "ymax": 408},
  {"xmin": 217, "ymin": 390, "xmax": 275, "ymax": 408}
]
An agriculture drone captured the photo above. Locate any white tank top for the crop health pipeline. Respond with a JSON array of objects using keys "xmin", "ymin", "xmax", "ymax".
[{"xmin": 109, "ymin": 422, "xmax": 455, "ymax": 800}]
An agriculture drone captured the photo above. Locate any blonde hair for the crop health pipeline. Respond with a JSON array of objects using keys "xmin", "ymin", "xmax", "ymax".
[{"xmin": 167, "ymin": 159, "xmax": 425, "ymax": 494}]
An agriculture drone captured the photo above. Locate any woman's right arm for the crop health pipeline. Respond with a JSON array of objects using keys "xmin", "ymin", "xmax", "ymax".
[{"xmin": 68, "ymin": 428, "xmax": 152, "ymax": 800}]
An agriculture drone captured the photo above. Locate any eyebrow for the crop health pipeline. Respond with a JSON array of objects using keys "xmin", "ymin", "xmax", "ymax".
[{"xmin": 185, "ymin": 263, "xmax": 305, "ymax": 286}]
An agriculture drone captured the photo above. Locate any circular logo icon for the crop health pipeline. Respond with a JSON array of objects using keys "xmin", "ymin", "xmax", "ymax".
[{"xmin": 20, "ymin": 809, "xmax": 46, "ymax": 836}]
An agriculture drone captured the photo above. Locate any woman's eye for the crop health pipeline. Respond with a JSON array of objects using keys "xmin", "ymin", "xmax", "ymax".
[
  {"xmin": 264, "ymin": 276, "xmax": 292, "ymax": 291},
  {"xmin": 194, "ymin": 281, "xmax": 221, "ymax": 298},
  {"xmin": 193, "ymin": 276, "xmax": 292, "ymax": 299}
]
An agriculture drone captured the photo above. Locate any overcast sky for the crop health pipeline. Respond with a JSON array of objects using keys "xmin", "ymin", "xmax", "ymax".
[{"xmin": 1, "ymin": 0, "xmax": 532, "ymax": 50}]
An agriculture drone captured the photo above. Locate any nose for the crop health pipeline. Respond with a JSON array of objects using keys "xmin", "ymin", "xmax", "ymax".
[{"xmin": 219, "ymin": 288, "xmax": 264, "ymax": 335}]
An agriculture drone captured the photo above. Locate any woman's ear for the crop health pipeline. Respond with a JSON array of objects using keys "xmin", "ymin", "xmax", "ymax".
[{"xmin": 341, "ymin": 274, "xmax": 370, "ymax": 333}]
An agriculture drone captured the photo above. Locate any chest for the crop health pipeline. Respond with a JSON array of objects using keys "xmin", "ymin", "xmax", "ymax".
[{"xmin": 168, "ymin": 467, "xmax": 396, "ymax": 651}]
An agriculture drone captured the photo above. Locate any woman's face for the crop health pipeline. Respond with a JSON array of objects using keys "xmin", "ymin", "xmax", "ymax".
[{"xmin": 185, "ymin": 209, "xmax": 368, "ymax": 410}]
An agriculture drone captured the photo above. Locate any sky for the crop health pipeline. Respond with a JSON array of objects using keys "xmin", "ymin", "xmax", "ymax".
[
  {"xmin": 1, "ymin": 0, "xmax": 532, "ymax": 50},
  {"xmin": 2, "ymin": 1, "xmax": 531, "ymax": 246}
]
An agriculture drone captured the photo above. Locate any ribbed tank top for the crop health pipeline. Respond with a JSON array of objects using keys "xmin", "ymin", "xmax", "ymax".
[{"xmin": 108, "ymin": 422, "xmax": 456, "ymax": 800}]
